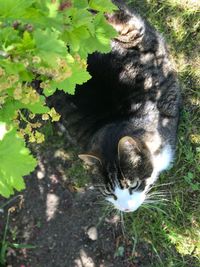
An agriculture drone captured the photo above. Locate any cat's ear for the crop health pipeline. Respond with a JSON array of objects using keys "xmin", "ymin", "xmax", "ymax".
[
  {"xmin": 118, "ymin": 136, "xmax": 140, "ymax": 153},
  {"xmin": 78, "ymin": 154, "xmax": 102, "ymax": 167},
  {"xmin": 118, "ymin": 136, "xmax": 141, "ymax": 165}
]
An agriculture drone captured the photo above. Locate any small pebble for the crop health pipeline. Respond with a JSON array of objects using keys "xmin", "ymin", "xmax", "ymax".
[
  {"xmin": 87, "ymin": 226, "xmax": 98, "ymax": 241},
  {"xmin": 37, "ymin": 171, "xmax": 44, "ymax": 179}
]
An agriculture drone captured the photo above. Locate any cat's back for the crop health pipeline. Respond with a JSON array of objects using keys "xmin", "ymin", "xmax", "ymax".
[{"xmin": 72, "ymin": 4, "xmax": 180, "ymax": 120}]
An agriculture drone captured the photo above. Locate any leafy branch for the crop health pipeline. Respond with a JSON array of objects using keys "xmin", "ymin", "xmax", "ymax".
[{"xmin": 0, "ymin": 0, "xmax": 117, "ymax": 197}]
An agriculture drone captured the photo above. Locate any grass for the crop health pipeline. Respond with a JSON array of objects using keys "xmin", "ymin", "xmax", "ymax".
[
  {"xmin": 123, "ymin": 0, "xmax": 200, "ymax": 266},
  {"xmin": 0, "ymin": 209, "xmax": 35, "ymax": 265}
]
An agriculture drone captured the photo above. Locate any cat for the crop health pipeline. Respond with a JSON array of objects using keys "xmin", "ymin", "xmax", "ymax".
[{"xmin": 54, "ymin": 0, "xmax": 181, "ymax": 212}]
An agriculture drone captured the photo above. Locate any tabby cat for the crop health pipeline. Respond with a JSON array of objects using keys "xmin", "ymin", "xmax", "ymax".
[{"xmin": 57, "ymin": 0, "xmax": 181, "ymax": 212}]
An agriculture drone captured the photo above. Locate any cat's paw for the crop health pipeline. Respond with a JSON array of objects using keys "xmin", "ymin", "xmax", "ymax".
[{"xmin": 105, "ymin": 10, "xmax": 144, "ymax": 47}]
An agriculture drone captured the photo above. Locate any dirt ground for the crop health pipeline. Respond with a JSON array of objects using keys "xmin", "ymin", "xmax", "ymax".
[{"xmin": 0, "ymin": 122, "xmax": 154, "ymax": 267}]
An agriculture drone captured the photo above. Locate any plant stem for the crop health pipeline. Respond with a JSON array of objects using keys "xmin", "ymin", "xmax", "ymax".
[
  {"xmin": 2, "ymin": 211, "xmax": 10, "ymax": 248},
  {"xmin": 0, "ymin": 195, "xmax": 22, "ymax": 210}
]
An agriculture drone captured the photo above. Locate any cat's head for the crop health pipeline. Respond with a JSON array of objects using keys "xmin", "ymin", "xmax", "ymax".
[{"xmin": 79, "ymin": 136, "xmax": 155, "ymax": 212}]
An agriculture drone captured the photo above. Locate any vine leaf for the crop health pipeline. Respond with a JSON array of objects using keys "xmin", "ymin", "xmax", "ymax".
[
  {"xmin": 89, "ymin": 0, "xmax": 118, "ymax": 12},
  {"xmin": 34, "ymin": 28, "xmax": 66, "ymax": 65},
  {"xmin": 0, "ymin": 127, "xmax": 37, "ymax": 198}
]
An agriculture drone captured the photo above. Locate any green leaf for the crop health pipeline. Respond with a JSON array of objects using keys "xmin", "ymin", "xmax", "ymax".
[
  {"xmin": 2, "ymin": 60, "xmax": 33, "ymax": 81},
  {"xmin": 75, "ymin": 12, "xmax": 117, "ymax": 57},
  {"xmin": 43, "ymin": 86, "xmax": 57, "ymax": 97},
  {"xmin": 72, "ymin": 0, "xmax": 88, "ymax": 9},
  {"xmin": 34, "ymin": 28, "xmax": 66, "ymax": 65},
  {"xmin": 0, "ymin": 128, "xmax": 37, "ymax": 198},
  {"xmin": 0, "ymin": 122, "xmax": 8, "ymax": 140},
  {"xmin": 0, "ymin": 0, "xmax": 34, "ymax": 18},
  {"xmin": 0, "ymin": 99, "xmax": 22, "ymax": 123},
  {"xmin": 78, "ymin": 36, "xmax": 99, "ymax": 58},
  {"xmin": 64, "ymin": 26, "xmax": 90, "ymax": 52},
  {"xmin": 0, "ymin": 27, "xmax": 21, "ymax": 50},
  {"xmin": 93, "ymin": 12, "xmax": 117, "ymax": 53},
  {"xmin": 89, "ymin": 0, "xmax": 118, "ymax": 12},
  {"xmin": 49, "ymin": 60, "xmax": 91, "ymax": 95},
  {"xmin": 71, "ymin": 9, "xmax": 92, "ymax": 27},
  {"xmin": 15, "ymin": 31, "xmax": 35, "ymax": 53},
  {"xmin": 22, "ymin": 95, "xmax": 50, "ymax": 114},
  {"xmin": 0, "ymin": 96, "xmax": 48, "ymax": 124},
  {"xmin": 70, "ymin": 62, "xmax": 91, "ymax": 86},
  {"xmin": 0, "ymin": 240, "xmax": 8, "ymax": 265},
  {"xmin": 11, "ymin": 243, "xmax": 36, "ymax": 249},
  {"xmin": 46, "ymin": 0, "xmax": 59, "ymax": 18}
]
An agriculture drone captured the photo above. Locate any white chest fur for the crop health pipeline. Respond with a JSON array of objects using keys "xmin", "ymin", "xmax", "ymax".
[
  {"xmin": 146, "ymin": 143, "xmax": 174, "ymax": 187},
  {"xmin": 145, "ymin": 132, "xmax": 174, "ymax": 170},
  {"xmin": 152, "ymin": 144, "xmax": 173, "ymax": 173}
]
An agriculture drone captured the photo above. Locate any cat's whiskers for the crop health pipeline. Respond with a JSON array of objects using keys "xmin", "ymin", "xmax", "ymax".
[
  {"xmin": 147, "ymin": 192, "xmax": 169, "ymax": 198},
  {"xmin": 146, "ymin": 196, "xmax": 169, "ymax": 202},
  {"xmin": 145, "ymin": 183, "xmax": 169, "ymax": 195},
  {"xmin": 144, "ymin": 198, "xmax": 168, "ymax": 204},
  {"xmin": 150, "ymin": 182, "xmax": 175, "ymax": 189},
  {"xmin": 147, "ymin": 192, "xmax": 170, "ymax": 199},
  {"xmin": 95, "ymin": 199, "xmax": 107, "ymax": 205},
  {"xmin": 144, "ymin": 185, "xmax": 170, "ymax": 207},
  {"xmin": 144, "ymin": 192, "xmax": 170, "ymax": 209},
  {"xmin": 142, "ymin": 194, "xmax": 169, "ymax": 214},
  {"xmin": 142, "ymin": 181, "xmax": 172, "ymax": 204}
]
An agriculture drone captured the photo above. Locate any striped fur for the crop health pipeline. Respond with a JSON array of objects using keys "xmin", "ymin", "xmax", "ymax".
[{"xmin": 51, "ymin": 1, "xmax": 181, "ymax": 212}]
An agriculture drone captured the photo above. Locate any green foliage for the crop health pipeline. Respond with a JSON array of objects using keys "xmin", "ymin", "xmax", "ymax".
[
  {"xmin": 0, "ymin": 127, "xmax": 37, "ymax": 197},
  {"xmin": 0, "ymin": 0, "xmax": 117, "ymax": 198},
  {"xmin": 183, "ymin": 172, "xmax": 200, "ymax": 190}
]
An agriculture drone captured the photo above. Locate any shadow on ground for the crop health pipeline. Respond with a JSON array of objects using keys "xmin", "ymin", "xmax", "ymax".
[{"xmin": 0, "ymin": 127, "xmax": 131, "ymax": 267}]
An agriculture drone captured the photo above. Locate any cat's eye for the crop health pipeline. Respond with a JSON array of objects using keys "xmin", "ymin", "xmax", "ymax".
[
  {"xmin": 131, "ymin": 181, "xmax": 139, "ymax": 189},
  {"xmin": 106, "ymin": 192, "xmax": 117, "ymax": 200},
  {"xmin": 99, "ymin": 187, "xmax": 117, "ymax": 200},
  {"xmin": 129, "ymin": 181, "xmax": 139, "ymax": 194},
  {"xmin": 112, "ymin": 193, "xmax": 117, "ymax": 200}
]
